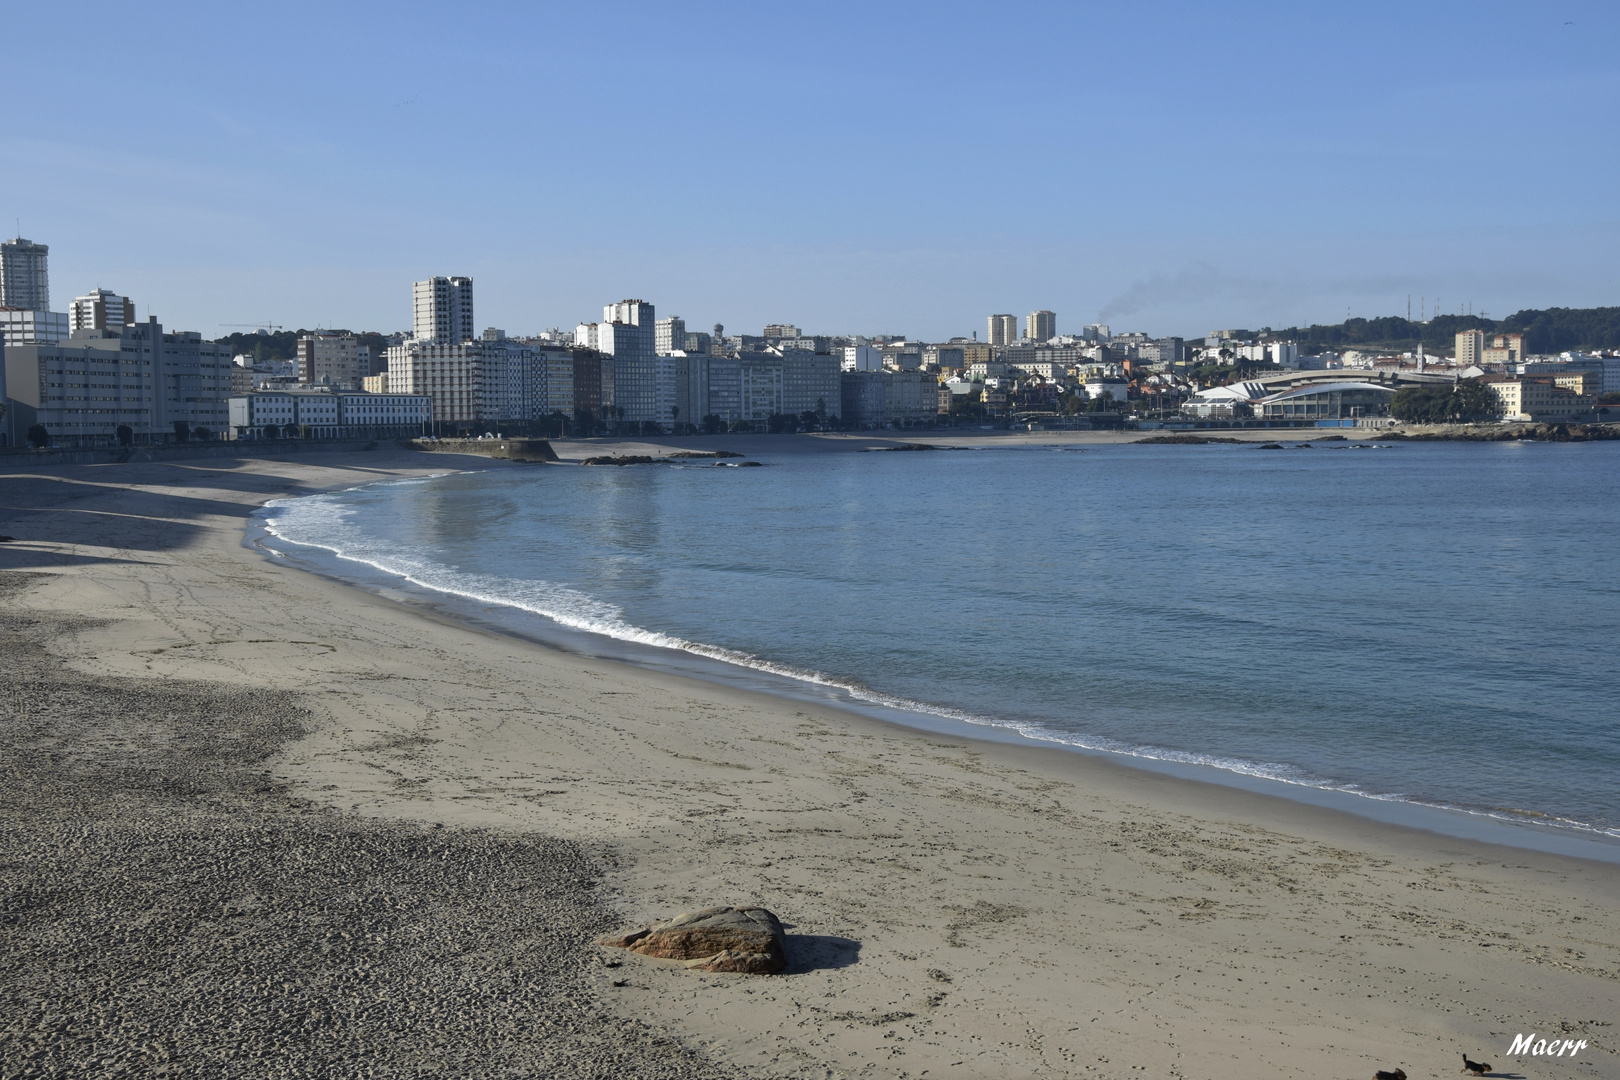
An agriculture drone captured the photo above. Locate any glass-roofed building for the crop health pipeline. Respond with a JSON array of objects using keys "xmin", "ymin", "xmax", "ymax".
[{"xmin": 1258, "ymin": 381, "xmax": 1395, "ymax": 420}]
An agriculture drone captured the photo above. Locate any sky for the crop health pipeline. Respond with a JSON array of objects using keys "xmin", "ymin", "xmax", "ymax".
[{"xmin": 5, "ymin": 1, "xmax": 1617, "ymax": 341}]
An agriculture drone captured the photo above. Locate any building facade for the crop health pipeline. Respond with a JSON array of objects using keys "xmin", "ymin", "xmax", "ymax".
[
  {"xmin": 840, "ymin": 370, "xmax": 933, "ymax": 427},
  {"xmin": 70, "ymin": 289, "xmax": 135, "ymax": 332},
  {"xmin": 159, "ymin": 330, "xmax": 234, "ymax": 435},
  {"xmin": 0, "ymin": 237, "xmax": 50, "ymax": 310},
  {"xmin": 655, "ymin": 315, "xmax": 686, "ymax": 355},
  {"xmin": 412, "ymin": 276, "xmax": 474, "ymax": 342},
  {"xmin": 1481, "ymin": 333, "xmax": 1527, "ymax": 366},
  {"xmin": 1026, "ymin": 310, "xmax": 1056, "ymax": 343},
  {"xmin": 1455, "ymin": 330, "xmax": 1485, "ymax": 365},
  {"xmin": 1257, "ymin": 381, "xmax": 1394, "ymax": 419},
  {"xmin": 1, "ymin": 319, "xmax": 231, "ymax": 446},
  {"xmin": 297, "ymin": 332, "xmax": 377, "ymax": 389},
  {"xmin": 988, "ymin": 314, "xmax": 1018, "ymax": 347},
  {"xmin": 600, "ymin": 301, "xmax": 664, "ymax": 424},
  {"xmin": 842, "ymin": 344, "xmax": 882, "ymax": 371},
  {"xmin": 386, "ymin": 340, "xmax": 483, "ymax": 424},
  {"xmin": 227, "ymin": 390, "xmax": 431, "ymax": 440},
  {"xmin": 1479, "ymin": 376, "xmax": 1591, "ymax": 421},
  {"xmin": 781, "ymin": 350, "xmax": 840, "ymax": 418},
  {"xmin": 0, "ymin": 307, "xmax": 68, "ymax": 345}
]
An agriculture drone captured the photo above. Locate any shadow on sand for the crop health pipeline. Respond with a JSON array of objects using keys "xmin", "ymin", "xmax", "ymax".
[{"xmin": 784, "ymin": 934, "xmax": 861, "ymax": 974}]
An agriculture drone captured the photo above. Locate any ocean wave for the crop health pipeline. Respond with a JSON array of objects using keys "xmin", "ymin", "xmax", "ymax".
[{"xmin": 258, "ymin": 489, "xmax": 1620, "ymax": 843}]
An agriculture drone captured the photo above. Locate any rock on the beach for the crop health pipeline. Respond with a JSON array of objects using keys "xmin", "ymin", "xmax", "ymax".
[
  {"xmin": 600, "ymin": 907, "xmax": 787, "ymax": 974},
  {"xmin": 686, "ymin": 949, "xmax": 781, "ymax": 974}
]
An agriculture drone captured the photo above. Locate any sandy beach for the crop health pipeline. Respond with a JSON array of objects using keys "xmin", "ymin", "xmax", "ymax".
[{"xmin": 2, "ymin": 440, "xmax": 1616, "ymax": 1080}]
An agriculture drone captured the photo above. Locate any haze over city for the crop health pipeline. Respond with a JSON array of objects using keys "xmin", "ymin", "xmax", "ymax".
[{"xmin": 6, "ymin": 0, "xmax": 1618, "ymax": 339}]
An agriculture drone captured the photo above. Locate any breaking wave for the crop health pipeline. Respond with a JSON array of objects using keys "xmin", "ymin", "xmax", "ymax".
[{"xmin": 257, "ymin": 482, "xmax": 1620, "ymax": 843}]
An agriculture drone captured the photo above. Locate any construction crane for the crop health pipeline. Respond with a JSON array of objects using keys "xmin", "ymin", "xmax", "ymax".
[{"xmin": 219, "ymin": 322, "xmax": 285, "ymax": 333}]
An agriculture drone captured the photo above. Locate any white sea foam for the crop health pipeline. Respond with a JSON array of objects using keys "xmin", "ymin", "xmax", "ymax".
[{"xmin": 258, "ymin": 487, "xmax": 1620, "ymax": 842}]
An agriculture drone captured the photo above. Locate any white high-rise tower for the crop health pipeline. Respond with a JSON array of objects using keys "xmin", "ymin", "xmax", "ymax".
[
  {"xmin": 1, "ymin": 237, "xmax": 50, "ymax": 311},
  {"xmin": 987, "ymin": 314, "xmax": 1018, "ymax": 347},
  {"xmin": 412, "ymin": 276, "xmax": 474, "ymax": 342},
  {"xmin": 71, "ymin": 288, "xmax": 136, "ymax": 332}
]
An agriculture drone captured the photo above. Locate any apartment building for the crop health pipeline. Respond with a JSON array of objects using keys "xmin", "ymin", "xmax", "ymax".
[
  {"xmin": 655, "ymin": 316, "xmax": 686, "ymax": 355},
  {"xmin": 987, "ymin": 314, "xmax": 1018, "ymax": 347},
  {"xmin": 1482, "ymin": 333, "xmax": 1527, "ymax": 365},
  {"xmin": 1455, "ymin": 329, "xmax": 1485, "ymax": 365},
  {"xmin": 1479, "ymin": 375, "xmax": 1591, "ymax": 421},
  {"xmin": 160, "ymin": 330, "xmax": 234, "ymax": 435},
  {"xmin": 842, "ymin": 344, "xmax": 882, "ymax": 371},
  {"xmin": 840, "ymin": 370, "xmax": 933, "ymax": 427},
  {"xmin": 386, "ymin": 340, "xmax": 483, "ymax": 423},
  {"xmin": 599, "ymin": 300, "xmax": 664, "ymax": 424},
  {"xmin": 1, "ymin": 319, "xmax": 230, "ymax": 446},
  {"xmin": 70, "ymin": 289, "xmax": 135, "ymax": 332},
  {"xmin": 412, "ymin": 276, "xmax": 475, "ymax": 342},
  {"xmin": 297, "ymin": 332, "xmax": 378, "ymax": 389},
  {"xmin": 781, "ymin": 350, "xmax": 840, "ymax": 418},
  {"xmin": 0, "ymin": 237, "xmax": 50, "ymax": 310},
  {"xmin": 1026, "ymin": 310, "xmax": 1056, "ymax": 343}
]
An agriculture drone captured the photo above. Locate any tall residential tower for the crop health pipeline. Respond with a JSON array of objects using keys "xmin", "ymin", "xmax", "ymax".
[
  {"xmin": 0, "ymin": 237, "xmax": 50, "ymax": 311},
  {"xmin": 1026, "ymin": 310, "xmax": 1056, "ymax": 343},
  {"xmin": 987, "ymin": 314, "xmax": 1018, "ymax": 347},
  {"xmin": 70, "ymin": 288, "xmax": 136, "ymax": 332},
  {"xmin": 412, "ymin": 276, "xmax": 474, "ymax": 342}
]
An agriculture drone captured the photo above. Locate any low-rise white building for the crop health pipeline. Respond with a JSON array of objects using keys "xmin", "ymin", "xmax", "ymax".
[
  {"xmin": 1478, "ymin": 376, "xmax": 1592, "ymax": 422},
  {"xmin": 1084, "ymin": 377, "xmax": 1130, "ymax": 402},
  {"xmin": 228, "ymin": 390, "xmax": 431, "ymax": 439}
]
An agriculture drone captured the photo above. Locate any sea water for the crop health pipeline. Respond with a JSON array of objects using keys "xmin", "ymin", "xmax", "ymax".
[{"xmin": 258, "ymin": 440, "xmax": 1620, "ymax": 846}]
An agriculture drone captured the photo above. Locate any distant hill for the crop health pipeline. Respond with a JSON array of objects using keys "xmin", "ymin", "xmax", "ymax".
[
  {"xmin": 213, "ymin": 330, "xmax": 393, "ymax": 364},
  {"xmin": 1254, "ymin": 307, "xmax": 1620, "ymax": 356}
]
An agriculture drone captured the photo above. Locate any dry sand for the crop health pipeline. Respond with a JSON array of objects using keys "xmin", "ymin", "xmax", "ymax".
[{"xmin": 1, "ymin": 443, "xmax": 1614, "ymax": 1080}]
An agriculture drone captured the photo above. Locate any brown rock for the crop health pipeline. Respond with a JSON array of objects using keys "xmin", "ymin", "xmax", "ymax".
[
  {"xmin": 598, "ymin": 906, "xmax": 786, "ymax": 974},
  {"xmin": 685, "ymin": 949, "xmax": 781, "ymax": 974},
  {"xmin": 596, "ymin": 928, "xmax": 651, "ymax": 948}
]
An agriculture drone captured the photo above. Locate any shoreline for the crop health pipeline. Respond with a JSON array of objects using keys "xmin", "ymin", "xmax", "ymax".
[
  {"xmin": 253, "ymin": 445, "xmax": 1620, "ymax": 861},
  {"xmin": 3, "ymin": 445, "xmax": 1617, "ymax": 1079},
  {"xmin": 252, "ymin": 495, "xmax": 1620, "ymax": 863}
]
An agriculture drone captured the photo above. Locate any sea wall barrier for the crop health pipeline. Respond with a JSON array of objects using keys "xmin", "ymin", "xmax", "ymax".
[
  {"xmin": 403, "ymin": 438, "xmax": 559, "ymax": 462},
  {"xmin": 0, "ymin": 437, "xmax": 389, "ymax": 468}
]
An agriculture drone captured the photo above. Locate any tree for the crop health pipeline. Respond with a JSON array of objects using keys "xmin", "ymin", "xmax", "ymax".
[
  {"xmin": 26, "ymin": 424, "xmax": 49, "ymax": 448},
  {"xmin": 701, "ymin": 414, "xmax": 725, "ymax": 435},
  {"xmin": 1390, "ymin": 382, "xmax": 1503, "ymax": 423},
  {"xmin": 116, "ymin": 424, "xmax": 133, "ymax": 446},
  {"xmin": 192, "ymin": 426, "xmax": 214, "ymax": 441},
  {"xmin": 172, "ymin": 420, "xmax": 191, "ymax": 442},
  {"xmin": 948, "ymin": 387, "xmax": 985, "ymax": 421},
  {"xmin": 1601, "ymin": 391, "xmax": 1620, "ymax": 405},
  {"xmin": 263, "ymin": 425, "xmax": 280, "ymax": 439}
]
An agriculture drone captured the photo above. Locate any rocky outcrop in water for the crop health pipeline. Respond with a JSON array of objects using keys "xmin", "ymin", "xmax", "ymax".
[{"xmin": 1385, "ymin": 423, "xmax": 1620, "ymax": 442}]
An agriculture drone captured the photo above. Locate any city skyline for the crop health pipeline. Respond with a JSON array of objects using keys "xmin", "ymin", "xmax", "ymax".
[{"xmin": 5, "ymin": 2, "xmax": 1617, "ymax": 339}]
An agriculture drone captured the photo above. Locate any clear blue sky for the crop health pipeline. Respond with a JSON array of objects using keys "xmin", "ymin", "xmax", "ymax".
[{"xmin": 6, "ymin": 1, "xmax": 1617, "ymax": 341}]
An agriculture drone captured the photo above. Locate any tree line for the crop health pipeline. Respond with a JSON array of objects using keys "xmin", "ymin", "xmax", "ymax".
[{"xmin": 1253, "ymin": 307, "xmax": 1620, "ymax": 355}]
